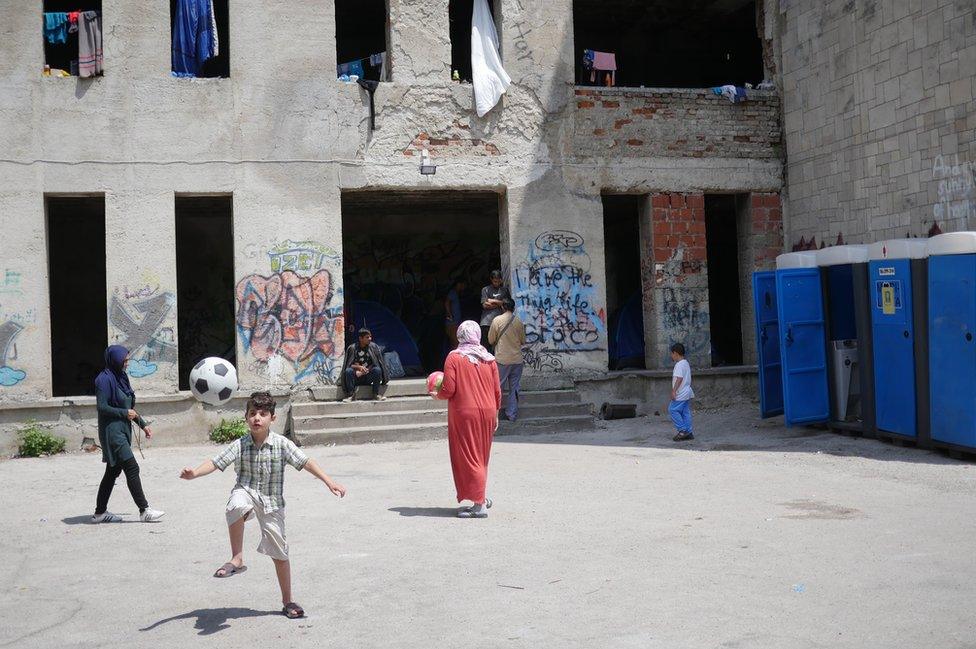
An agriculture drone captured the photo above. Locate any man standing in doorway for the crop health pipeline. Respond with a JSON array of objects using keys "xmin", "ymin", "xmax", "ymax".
[
  {"xmin": 489, "ymin": 299, "xmax": 526, "ymax": 421},
  {"xmin": 444, "ymin": 278, "xmax": 466, "ymax": 349},
  {"xmin": 480, "ymin": 270, "xmax": 511, "ymax": 350},
  {"xmin": 341, "ymin": 328, "xmax": 389, "ymax": 401}
]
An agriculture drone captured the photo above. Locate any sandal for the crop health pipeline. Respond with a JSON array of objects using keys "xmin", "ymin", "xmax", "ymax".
[
  {"xmin": 213, "ymin": 562, "xmax": 247, "ymax": 578},
  {"xmin": 282, "ymin": 602, "xmax": 305, "ymax": 619}
]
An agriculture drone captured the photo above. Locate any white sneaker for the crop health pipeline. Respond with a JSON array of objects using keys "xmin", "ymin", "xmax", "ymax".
[
  {"xmin": 91, "ymin": 511, "xmax": 122, "ymax": 523},
  {"xmin": 140, "ymin": 507, "xmax": 165, "ymax": 523}
]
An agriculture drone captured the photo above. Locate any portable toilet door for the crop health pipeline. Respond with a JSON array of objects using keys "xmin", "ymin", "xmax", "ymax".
[
  {"xmin": 775, "ymin": 252, "xmax": 829, "ymax": 426},
  {"xmin": 926, "ymin": 232, "xmax": 976, "ymax": 451},
  {"xmin": 752, "ymin": 271, "xmax": 783, "ymax": 417},
  {"xmin": 867, "ymin": 239, "xmax": 928, "ymax": 440}
]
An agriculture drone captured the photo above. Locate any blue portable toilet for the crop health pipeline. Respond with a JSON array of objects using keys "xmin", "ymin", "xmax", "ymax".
[
  {"xmin": 926, "ymin": 232, "xmax": 976, "ymax": 452},
  {"xmin": 866, "ymin": 239, "xmax": 930, "ymax": 444},
  {"xmin": 752, "ymin": 269, "xmax": 784, "ymax": 418},
  {"xmin": 772, "ymin": 251, "xmax": 830, "ymax": 426},
  {"xmin": 815, "ymin": 245, "xmax": 876, "ymax": 436}
]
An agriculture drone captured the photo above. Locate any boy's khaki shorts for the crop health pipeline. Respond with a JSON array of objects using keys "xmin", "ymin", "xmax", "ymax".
[{"xmin": 225, "ymin": 488, "xmax": 288, "ymax": 561}]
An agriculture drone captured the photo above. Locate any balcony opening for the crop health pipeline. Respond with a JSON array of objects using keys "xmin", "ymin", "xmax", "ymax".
[
  {"xmin": 176, "ymin": 195, "xmax": 236, "ymax": 390},
  {"xmin": 603, "ymin": 194, "xmax": 646, "ymax": 370},
  {"xmin": 573, "ymin": 0, "xmax": 764, "ymax": 88},
  {"xmin": 170, "ymin": 0, "xmax": 230, "ymax": 78},
  {"xmin": 336, "ymin": 0, "xmax": 389, "ymax": 81},
  {"xmin": 47, "ymin": 196, "xmax": 107, "ymax": 396},
  {"xmin": 449, "ymin": 0, "xmax": 498, "ymax": 83},
  {"xmin": 43, "ymin": 1, "xmax": 102, "ymax": 77}
]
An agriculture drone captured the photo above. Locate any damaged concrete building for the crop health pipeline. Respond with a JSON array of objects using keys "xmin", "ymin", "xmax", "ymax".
[{"xmin": 0, "ymin": 0, "xmax": 973, "ymax": 451}]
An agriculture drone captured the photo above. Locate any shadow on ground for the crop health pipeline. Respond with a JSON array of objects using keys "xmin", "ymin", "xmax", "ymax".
[
  {"xmin": 496, "ymin": 406, "xmax": 968, "ymax": 467},
  {"xmin": 140, "ymin": 608, "xmax": 280, "ymax": 635},
  {"xmin": 61, "ymin": 515, "xmax": 141, "ymax": 525},
  {"xmin": 388, "ymin": 506, "xmax": 458, "ymax": 518}
]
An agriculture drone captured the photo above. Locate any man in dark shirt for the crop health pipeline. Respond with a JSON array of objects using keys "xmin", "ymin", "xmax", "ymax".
[
  {"xmin": 480, "ymin": 270, "xmax": 511, "ymax": 349},
  {"xmin": 340, "ymin": 329, "xmax": 389, "ymax": 401}
]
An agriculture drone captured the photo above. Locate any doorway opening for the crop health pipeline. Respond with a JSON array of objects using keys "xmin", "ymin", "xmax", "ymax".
[
  {"xmin": 335, "ymin": 0, "xmax": 389, "ymax": 81},
  {"xmin": 341, "ymin": 190, "xmax": 502, "ymax": 375},
  {"xmin": 704, "ymin": 194, "xmax": 744, "ymax": 366},
  {"xmin": 602, "ymin": 194, "xmax": 645, "ymax": 369},
  {"xmin": 175, "ymin": 195, "xmax": 236, "ymax": 390},
  {"xmin": 572, "ymin": 0, "xmax": 763, "ymax": 87},
  {"xmin": 47, "ymin": 195, "xmax": 107, "ymax": 396}
]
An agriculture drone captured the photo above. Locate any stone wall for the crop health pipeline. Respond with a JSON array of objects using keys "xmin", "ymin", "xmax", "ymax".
[
  {"xmin": 573, "ymin": 88, "xmax": 782, "ymax": 160},
  {"xmin": 778, "ymin": 0, "xmax": 976, "ymax": 245}
]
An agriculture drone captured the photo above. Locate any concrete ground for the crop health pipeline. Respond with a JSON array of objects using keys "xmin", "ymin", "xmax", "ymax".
[{"xmin": 2, "ymin": 405, "xmax": 975, "ymax": 649}]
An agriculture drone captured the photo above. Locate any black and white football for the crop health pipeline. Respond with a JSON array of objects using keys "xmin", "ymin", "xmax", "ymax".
[{"xmin": 188, "ymin": 357, "xmax": 239, "ymax": 406}]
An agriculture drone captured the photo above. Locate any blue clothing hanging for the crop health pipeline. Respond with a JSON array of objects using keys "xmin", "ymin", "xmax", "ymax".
[{"xmin": 172, "ymin": 0, "xmax": 218, "ymax": 77}]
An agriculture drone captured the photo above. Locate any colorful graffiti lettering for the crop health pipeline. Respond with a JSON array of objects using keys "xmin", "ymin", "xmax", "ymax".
[
  {"xmin": 110, "ymin": 290, "xmax": 177, "ymax": 378},
  {"xmin": 236, "ymin": 242, "xmax": 345, "ymax": 384},
  {"xmin": 514, "ymin": 231, "xmax": 606, "ymax": 365},
  {"xmin": 0, "ymin": 320, "xmax": 26, "ymax": 386}
]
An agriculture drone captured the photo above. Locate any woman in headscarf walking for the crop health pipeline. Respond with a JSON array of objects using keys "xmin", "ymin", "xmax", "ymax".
[
  {"xmin": 434, "ymin": 320, "xmax": 501, "ymax": 518},
  {"xmin": 91, "ymin": 345, "xmax": 164, "ymax": 523}
]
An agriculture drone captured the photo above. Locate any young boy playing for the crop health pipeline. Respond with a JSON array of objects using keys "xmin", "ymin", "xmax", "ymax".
[
  {"xmin": 180, "ymin": 391, "xmax": 346, "ymax": 619},
  {"xmin": 669, "ymin": 343, "xmax": 695, "ymax": 442}
]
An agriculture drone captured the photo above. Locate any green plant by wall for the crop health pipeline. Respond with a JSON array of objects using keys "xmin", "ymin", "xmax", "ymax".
[
  {"xmin": 18, "ymin": 420, "xmax": 66, "ymax": 458},
  {"xmin": 209, "ymin": 418, "xmax": 249, "ymax": 444}
]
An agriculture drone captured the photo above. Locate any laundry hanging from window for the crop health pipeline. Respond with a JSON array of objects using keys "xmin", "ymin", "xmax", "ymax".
[
  {"xmin": 581, "ymin": 49, "xmax": 616, "ymax": 86},
  {"xmin": 171, "ymin": 0, "xmax": 219, "ymax": 77},
  {"xmin": 470, "ymin": 0, "xmax": 509, "ymax": 117},
  {"xmin": 43, "ymin": 8, "xmax": 102, "ymax": 77},
  {"xmin": 337, "ymin": 51, "xmax": 387, "ymax": 82}
]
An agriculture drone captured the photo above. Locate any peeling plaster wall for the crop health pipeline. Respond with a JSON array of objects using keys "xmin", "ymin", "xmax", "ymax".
[{"xmin": 0, "ymin": 0, "xmax": 784, "ymax": 443}]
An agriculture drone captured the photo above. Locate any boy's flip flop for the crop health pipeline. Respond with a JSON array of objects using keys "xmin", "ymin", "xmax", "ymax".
[
  {"xmin": 213, "ymin": 562, "xmax": 247, "ymax": 578},
  {"xmin": 282, "ymin": 602, "xmax": 305, "ymax": 619}
]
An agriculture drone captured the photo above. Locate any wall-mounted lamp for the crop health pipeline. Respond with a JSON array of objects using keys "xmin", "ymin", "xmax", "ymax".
[{"xmin": 419, "ymin": 149, "xmax": 436, "ymax": 175}]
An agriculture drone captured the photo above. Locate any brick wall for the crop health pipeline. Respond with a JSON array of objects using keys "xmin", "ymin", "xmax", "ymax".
[
  {"xmin": 574, "ymin": 88, "xmax": 782, "ymax": 160},
  {"xmin": 640, "ymin": 192, "xmax": 711, "ymax": 369},
  {"xmin": 780, "ymin": 0, "xmax": 976, "ymax": 244},
  {"xmin": 738, "ymin": 192, "xmax": 784, "ymax": 364}
]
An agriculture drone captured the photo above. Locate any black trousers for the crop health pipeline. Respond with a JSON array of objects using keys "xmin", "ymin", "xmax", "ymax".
[{"xmin": 95, "ymin": 457, "xmax": 148, "ymax": 514}]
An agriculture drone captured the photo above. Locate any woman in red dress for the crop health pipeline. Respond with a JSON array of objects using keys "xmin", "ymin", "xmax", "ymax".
[{"xmin": 435, "ymin": 320, "xmax": 501, "ymax": 518}]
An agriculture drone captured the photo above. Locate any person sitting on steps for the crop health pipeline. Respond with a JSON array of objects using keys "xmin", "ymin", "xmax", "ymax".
[{"xmin": 340, "ymin": 328, "xmax": 389, "ymax": 401}]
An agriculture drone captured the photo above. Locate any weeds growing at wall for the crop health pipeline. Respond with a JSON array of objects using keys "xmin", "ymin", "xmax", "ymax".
[
  {"xmin": 18, "ymin": 420, "xmax": 66, "ymax": 458},
  {"xmin": 209, "ymin": 418, "xmax": 249, "ymax": 444}
]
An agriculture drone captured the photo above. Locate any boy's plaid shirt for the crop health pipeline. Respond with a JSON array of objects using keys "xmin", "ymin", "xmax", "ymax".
[{"xmin": 213, "ymin": 432, "xmax": 308, "ymax": 512}]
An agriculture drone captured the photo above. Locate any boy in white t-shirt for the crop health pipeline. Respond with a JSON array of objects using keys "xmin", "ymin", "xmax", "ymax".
[{"xmin": 669, "ymin": 343, "xmax": 695, "ymax": 441}]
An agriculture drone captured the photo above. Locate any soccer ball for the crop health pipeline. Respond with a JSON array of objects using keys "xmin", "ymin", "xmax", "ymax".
[
  {"xmin": 189, "ymin": 357, "xmax": 238, "ymax": 406},
  {"xmin": 426, "ymin": 371, "xmax": 444, "ymax": 398}
]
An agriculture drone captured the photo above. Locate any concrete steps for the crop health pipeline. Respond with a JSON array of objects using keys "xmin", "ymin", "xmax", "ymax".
[{"xmin": 292, "ymin": 380, "xmax": 595, "ymax": 446}]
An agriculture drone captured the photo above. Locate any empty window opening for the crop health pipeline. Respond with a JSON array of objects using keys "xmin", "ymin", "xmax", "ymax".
[
  {"xmin": 573, "ymin": 0, "xmax": 764, "ymax": 88},
  {"xmin": 335, "ymin": 0, "xmax": 389, "ymax": 81},
  {"xmin": 43, "ymin": 1, "xmax": 103, "ymax": 77},
  {"xmin": 341, "ymin": 190, "xmax": 502, "ymax": 375},
  {"xmin": 603, "ymin": 195, "xmax": 646, "ymax": 370},
  {"xmin": 47, "ymin": 196, "xmax": 107, "ymax": 396},
  {"xmin": 170, "ymin": 0, "xmax": 229, "ymax": 78},
  {"xmin": 449, "ymin": 0, "xmax": 498, "ymax": 83},
  {"xmin": 175, "ymin": 196, "xmax": 236, "ymax": 390},
  {"xmin": 704, "ymin": 194, "xmax": 744, "ymax": 367}
]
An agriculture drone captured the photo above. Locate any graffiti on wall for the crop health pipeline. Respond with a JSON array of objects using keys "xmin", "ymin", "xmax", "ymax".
[
  {"xmin": 932, "ymin": 154, "xmax": 976, "ymax": 225},
  {"xmin": 110, "ymin": 284, "xmax": 177, "ymax": 378},
  {"xmin": 236, "ymin": 241, "xmax": 344, "ymax": 384},
  {"xmin": 0, "ymin": 269, "xmax": 23, "ymax": 296},
  {"xmin": 653, "ymin": 248, "xmax": 710, "ymax": 364},
  {"xmin": 513, "ymin": 230, "xmax": 606, "ymax": 368},
  {"xmin": 0, "ymin": 320, "xmax": 26, "ymax": 386}
]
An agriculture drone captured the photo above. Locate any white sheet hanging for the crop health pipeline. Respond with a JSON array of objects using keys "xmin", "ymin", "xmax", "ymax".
[{"xmin": 471, "ymin": 0, "xmax": 511, "ymax": 117}]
